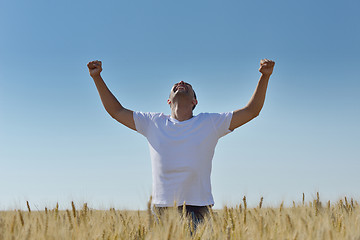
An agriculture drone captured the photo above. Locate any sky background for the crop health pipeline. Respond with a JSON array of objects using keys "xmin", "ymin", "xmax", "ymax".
[{"xmin": 1, "ymin": 0, "xmax": 359, "ymax": 210}]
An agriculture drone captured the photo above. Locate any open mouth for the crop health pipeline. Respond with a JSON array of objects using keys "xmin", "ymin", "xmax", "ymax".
[
  {"xmin": 174, "ymin": 85, "xmax": 186, "ymax": 92},
  {"xmin": 173, "ymin": 82, "xmax": 192, "ymax": 93}
]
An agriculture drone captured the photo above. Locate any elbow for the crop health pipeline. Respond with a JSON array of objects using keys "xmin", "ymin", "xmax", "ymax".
[
  {"xmin": 109, "ymin": 112, "xmax": 117, "ymax": 120},
  {"xmin": 245, "ymin": 105, "xmax": 261, "ymax": 119},
  {"xmin": 107, "ymin": 107, "xmax": 127, "ymax": 121},
  {"xmin": 253, "ymin": 111, "xmax": 260, "ymax": 118},
  {"xmin": 106, "ymin": 108, "xmax": 118, "ymax": 119},
  {"xmin": 252, "ymin": 105, "xmax": 264, "ymax": 118},
  {"xmin": 249, "ymin": 112, "xmax": 259, "ymax": 121},
  {"xmin": 105, "ymin": 106, "xmax": 124, "ymax": 119},
  {"xmin": 249, "ymin": 109, "xmax": 260, "ymax": 119}
]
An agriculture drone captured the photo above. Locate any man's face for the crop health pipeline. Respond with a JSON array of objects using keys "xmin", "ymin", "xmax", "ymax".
[
  {"xmin": 170, "ymin": 81, "xmax": 195, "ymax": 98},
  {"xmin": 168, "ymin": 81, "xmax": 197, "ymax": 109}
]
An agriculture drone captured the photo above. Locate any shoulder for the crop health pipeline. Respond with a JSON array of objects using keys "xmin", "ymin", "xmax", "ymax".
[
  {"xmin": 196, "ymin": 112, "xmax": 214, "ymax": 118},
  {"xmin": 134, "ymin": 111, "xmax": 167, "ymax": 121},
  {"xmin": 196, "ymin": 112, "xmax": 233, "ymax": 120},
  {"xmin": 133, "ymin": 112, "xmax": 167, "ymax": 135}
]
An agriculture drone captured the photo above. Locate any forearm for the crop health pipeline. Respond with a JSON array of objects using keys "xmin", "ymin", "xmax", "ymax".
[
  {"xmin": 92, "ymin": 75, "xmax": 124, "ymax": 117},
  {"xmin": 229, "ymin": 59, "xmax": 274, "ymax": 130},
  {"xmin": 245, "ymin": 74, "xmax": 270, "ymax": 116}
]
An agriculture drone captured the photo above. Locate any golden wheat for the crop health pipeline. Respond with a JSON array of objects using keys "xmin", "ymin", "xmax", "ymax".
[{"xmin": 0, "ymin": 196, "xmax": 360, "ymax": 239}]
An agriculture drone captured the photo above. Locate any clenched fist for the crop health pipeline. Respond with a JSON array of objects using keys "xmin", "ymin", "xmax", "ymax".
[
  {"xmin": 259, "ymin": 59, "xmax": 275, "ymax": 76},
  {"xmin": 87, "ymin": 60, "xmax": 102, "ymax": 78}
]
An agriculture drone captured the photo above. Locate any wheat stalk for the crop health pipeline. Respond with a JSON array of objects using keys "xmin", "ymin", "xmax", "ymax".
[
  {"xmin": 71, "ymin": 201, "xmax": 76, "ymax": 218},
  {"xmin": 26, "ymin": 201, "xmax": 31, "ymax": 213},
  {"xmin": 18, "ymin": 210, "xmax": 24, "ymax": 226}
]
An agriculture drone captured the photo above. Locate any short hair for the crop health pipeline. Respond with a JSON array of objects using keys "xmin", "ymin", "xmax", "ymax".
[{"xmin": 192, "ymin": 90, "xmax": 197, "ymax": 110}]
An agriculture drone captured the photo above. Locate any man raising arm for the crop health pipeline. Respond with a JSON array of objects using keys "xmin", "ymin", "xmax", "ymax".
[
  {"xmin": 87, "ymin": 60, "xmax": 136, "ymax": 131},
  {"xmin": 229, "ymin": 59, "xmax": 275, "ymax": 131},
  {"xmin": 87, "ymin": 58, "xmax": 275, "ymax": 226}
]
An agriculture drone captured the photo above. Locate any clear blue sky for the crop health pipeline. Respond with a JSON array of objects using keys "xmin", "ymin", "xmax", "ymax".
[{"xmin": 1, "ymin": 0, "xmax": 359, "ymax": 210}]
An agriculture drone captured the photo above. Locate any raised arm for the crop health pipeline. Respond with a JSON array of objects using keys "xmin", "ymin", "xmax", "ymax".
[
  {"xmin": 229, "ymin": 59, "xmax": 275, "ymax": 131},
  {"xmin": 87, "ymin": 60, "xmax": 136, "ymax": 131}
]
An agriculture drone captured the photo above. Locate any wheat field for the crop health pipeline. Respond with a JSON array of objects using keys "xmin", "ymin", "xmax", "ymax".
[{"xmin": 1, "ymin": 194, "xmax": 360, "ymax": 240}]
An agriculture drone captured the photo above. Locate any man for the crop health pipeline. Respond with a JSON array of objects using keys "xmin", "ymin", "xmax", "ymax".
[{"xmin": 87, "ymin": 59, "xmax": 275, "ymax": 222}]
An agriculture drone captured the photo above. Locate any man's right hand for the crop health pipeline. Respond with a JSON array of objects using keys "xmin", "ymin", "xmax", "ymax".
[{"xmin": 87, "ymin": 60, "xmax": 102, "ymax": 78}]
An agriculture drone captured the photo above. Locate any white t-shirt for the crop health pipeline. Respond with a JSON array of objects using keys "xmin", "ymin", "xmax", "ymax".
[{"xmin": 133, "ymin": 111, "xmax": 233, "ymax": 207}]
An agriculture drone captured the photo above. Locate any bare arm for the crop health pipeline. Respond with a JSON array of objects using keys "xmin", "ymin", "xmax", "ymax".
[
  {"xmin": 87, "ymin": 60, "xmax": 136, "ymax": 131},
  {"xmin": 229, "ymin": 59, "xmax": 275, "ymax": 131}
]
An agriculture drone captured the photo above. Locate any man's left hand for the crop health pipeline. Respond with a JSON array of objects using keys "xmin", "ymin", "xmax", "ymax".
[{"xmin": 259, "ymin": 59, "xmax": 275, "ymax": 76}]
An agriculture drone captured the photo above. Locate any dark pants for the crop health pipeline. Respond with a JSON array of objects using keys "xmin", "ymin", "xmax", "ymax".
[{"xmin": 153, "ymin": 205, "xmax": 211, "ymax": 231}]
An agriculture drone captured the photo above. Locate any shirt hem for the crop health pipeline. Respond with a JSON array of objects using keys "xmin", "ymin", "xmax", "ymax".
[{"xmin": 153, "ymin": 201, "xmax": 215, "ymax": 207}]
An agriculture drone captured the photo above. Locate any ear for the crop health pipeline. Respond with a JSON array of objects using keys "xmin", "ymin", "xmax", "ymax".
[{"xmin": 192, "ymin": 99, "xmax": 198, "ymax": 108}]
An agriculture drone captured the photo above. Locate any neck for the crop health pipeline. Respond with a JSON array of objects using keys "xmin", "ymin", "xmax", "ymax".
[{"xmin": 170, "ymin": 103, "xmax": 193, "ymax": 121}]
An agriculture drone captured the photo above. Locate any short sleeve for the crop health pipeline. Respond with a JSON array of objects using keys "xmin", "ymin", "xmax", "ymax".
[
  {"xmin": 133, "ymin": 111, "xmax": 154, "ymax": 137},
  {"xmin": 209, "ymin": 112, "xmax": 233, "ymax": 138}
]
